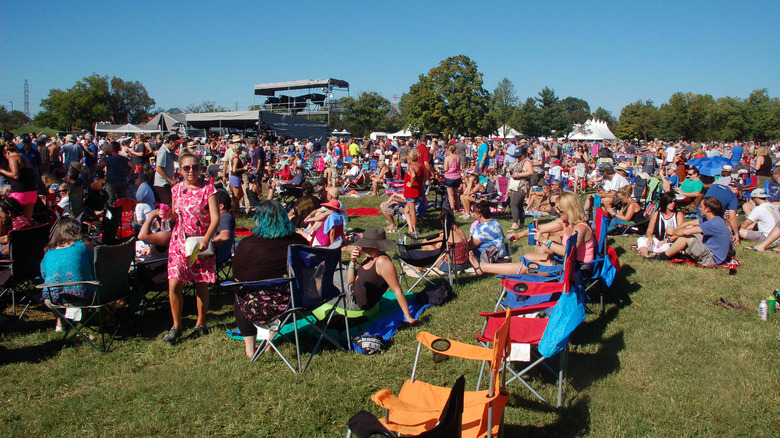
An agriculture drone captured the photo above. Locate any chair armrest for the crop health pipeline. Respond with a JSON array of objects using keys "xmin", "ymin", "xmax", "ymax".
[
  {"xmin": 36, "ymin": 280, "xmax": 102, "ymax": 289},
  {"xmin": 415, "ymin": 332, "xmax": 493, "ymax": 362},
  {"xmin": 480, "ymin": 301, "xmax": 556, "ymax": 318}
]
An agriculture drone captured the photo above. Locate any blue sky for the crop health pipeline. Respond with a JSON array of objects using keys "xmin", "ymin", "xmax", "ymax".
[{"xmin": 2, "ymin": 0, "xmax": 778, "ymax": 120}]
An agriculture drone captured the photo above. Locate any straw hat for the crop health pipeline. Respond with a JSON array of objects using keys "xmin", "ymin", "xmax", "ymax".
[{"xmin": 230, "ymin": 135, "xmax": 243, "ymax": 144}]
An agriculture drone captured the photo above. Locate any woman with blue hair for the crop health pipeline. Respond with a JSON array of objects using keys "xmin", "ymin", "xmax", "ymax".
[{"xmin": 231, "ymin": 200, "xmax": 308, "ymax": 359}]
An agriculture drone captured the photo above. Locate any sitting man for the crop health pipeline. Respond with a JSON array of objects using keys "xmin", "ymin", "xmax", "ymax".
[
  {"xmin": 740, "ymin": 188, "xmax": 780, "ymax": 243},
  {"xmin": 647, "ymin": 197, "xmax": 732, "ymax": 267},
  {"xmin": 287, "ymin": 181, "xmax": 321, "ymax": 228},
  {"xmin": 213, "ymin": 191, "xmax": 236, "ymax": 265},
  {"xmin": 674, "ymin": 166, "xmax": 703, "ymax": 205},
  {"xmin": 379, "ymin": 191, "xmax": 407, "ymax": 233},
  {"xmin": 584, "ymin": 163, "xmax": 629, "ymax": 214}
]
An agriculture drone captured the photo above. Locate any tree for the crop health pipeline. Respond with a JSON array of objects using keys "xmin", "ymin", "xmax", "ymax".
[
  {"xmin": 712, "ymin": 96, "xmax": 749, "ymax": 141},
  {"xmin": 0, "ymin": 106, "xmax": 31, "ymax": 131},
  {"xmin": 341, "ymin": 92, "xmax": 393, "ymax": 137},
  {"xmin": 185, "ymin": 100, "xmax": 228, "ymax": 113},
  {"xmin": 535, "ymin": 87, "xmax": 568, "ymax": 136},
  {"xmin": 401, "ymin": 55, "xmax": 495, "ymax": 135},
  {"xmin": 560, "ymin": 96, "xmax": 591, "ymax": 126},
  {"xmin": 615, "ymin": 100, "xmax": 659, "ymax": 141},
  {"xmin": 591, "ymin": 107, "xmax": 617, "ymax": 131},
  {"xmin": 512, "ymin": 97, "xmax": 542, "ymax": 137},
  {"xmin": 34, "ymin": 74, "xmax": 155, "ymax": 130},
  {"xmin": 744, "ymin": 88, "xmax": 780, "ymax": 141},
  {"xmin": 658, "ymin": 92, "xmax": 716, "ymax": 141},
  {"xmin": 490, "ymin": 78, "xmax": 519, "ymax": 136}
]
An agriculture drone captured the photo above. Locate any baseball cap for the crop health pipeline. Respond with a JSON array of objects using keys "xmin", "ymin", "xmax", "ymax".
[{"xmin": 750, "ymin": 188, "xmax": 767, "ymax": 198}]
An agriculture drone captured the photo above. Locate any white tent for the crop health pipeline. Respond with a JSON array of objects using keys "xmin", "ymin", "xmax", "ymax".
[
  {"xmin": 388, "ymin": 129, "xmax": 412, "ymax": 139},
  {"xmin": 568, "ymin": 119, "xmax": 617, "ymax": 141},
  {"xmin": 94, "ymin": 123, "xmax": 162, "ymax": 134},
  {"xmin": 495, "ymin": 125, "xmax": 521, "ymax": 139},
  {"xmin": 369, "ymin": 132, "xmax": 390, "ymax": 140}
]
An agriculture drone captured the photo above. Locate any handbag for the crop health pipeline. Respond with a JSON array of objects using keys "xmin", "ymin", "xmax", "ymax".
[{"xmin": 185, "ymin": 236, "xmax": 214, "ymax": 258}]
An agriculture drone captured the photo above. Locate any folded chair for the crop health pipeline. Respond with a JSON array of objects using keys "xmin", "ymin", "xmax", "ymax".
[
  {"xmin": 370, "ymin": 310, "xmax": 511, "ymax": 438},
  {"xmin": 348, "ymin": 375, "xmax": 465, "ymax": 438},
  {"xmin": 221, "ymin": 244, "xmax": 350, "ymax": 373},
  {"xmin": 584, "ymin": 208, "xmax": 614, "ymax": 314},
  {"xmin": 478, "ymin": 277, "xmax": 586, "ymax": 410},
  {"xmin": 36, "ymin": 238, "xmax": 135, "ymax": 353},
  {"xmin": 0, "ymin": 224, "xmax": 51, "ymax": 317},
  {"xmin": 494, "ymin": 233, "xmax": 578, "ymax": 313}
]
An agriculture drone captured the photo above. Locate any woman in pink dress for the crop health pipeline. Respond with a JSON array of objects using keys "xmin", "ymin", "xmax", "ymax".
[{"xmin": 162, "ymin": 152, "xmax": 220, "ymax": 344}]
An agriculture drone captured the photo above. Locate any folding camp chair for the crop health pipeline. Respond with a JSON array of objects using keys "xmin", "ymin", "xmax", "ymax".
[
  {"xmin": 343, "ymin": 168, "xmax": 369, "ymax": 190},
  {"xmin": 494, "ymin": 233, "xmax": 578, "ymax": 313},
  {"xmin": 221, "ymin": 244, "xmax": 350, "ymax": 373},
  {"xmin": 489, "ymin": 176, "xmax": 510, "ymax": 213},
  {"xmin": 396, "ymin": 217, "xmax": 455, "ymax": 290},
  {"xmin": 0, "ymin": 224, "xmax": 51, "ymax": 317},
  {"xmin": 370, "ymin": 310, "xmax": 511, "ymax": 438},
  {"xmin": 130, "ymin": 256, "xmax": 169, "ymax": 315},
  {"xmin": 585, "ymin": 208, "xmax": 614, "ymax": 314},
  {"xmin": 348, "ymin": 375, "xmax": 465, "ymax": 438},
  {"xmin": 35, "ymin": 238, "xmax": 135, "ymax": 353},
  {"xmin": 478, "ymin": 275, "xmax": 586, "ymax": 410}
]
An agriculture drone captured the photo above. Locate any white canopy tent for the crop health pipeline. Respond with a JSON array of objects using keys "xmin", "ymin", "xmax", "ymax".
[
  {"xmin": 568, "ymin": 119, "xmax": 617, "ymax": 141},
  {"xmin": 495, "ymin": 125, "xmax": 522, "ymax": 139},
  {"xmin": 94, "ymin": 123, "xmax": 162, "ymax": 134},
  {"xmin": 388, "ymin": 129, "xmax": 413, "ymax": 139}
]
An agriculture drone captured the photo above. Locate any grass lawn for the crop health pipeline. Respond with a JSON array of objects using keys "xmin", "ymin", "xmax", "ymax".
[{"xmin": 1, "ymin": 194, "xmax": 778, "ymax": 437}]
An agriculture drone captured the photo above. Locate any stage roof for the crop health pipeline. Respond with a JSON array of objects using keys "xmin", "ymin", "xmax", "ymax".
[{"xmin": 253, "ymin": 78, "xmax": 349, "ymax": 96}]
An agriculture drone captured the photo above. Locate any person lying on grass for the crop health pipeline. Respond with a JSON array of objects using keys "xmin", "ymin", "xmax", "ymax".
[
  {"xmin": 470, "ymin": 191, "xmax": 594, "ymax": 276},
  {"xmin": 645, "ymin": 196, "xmax": 731, "ymax": 266}
]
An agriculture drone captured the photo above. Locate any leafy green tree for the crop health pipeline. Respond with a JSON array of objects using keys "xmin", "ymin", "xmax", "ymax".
[
  {"xmin": 658, "ymin": 92, "xmax": 716, "ymax": 141},
  {"xmin": 34, "ymin": 74, "xmax": 155, "ymax": 130},
  {"xmin": 712, "ymin": 96, "xmax": 749, "ymax": 141},
  {"xmin": 0, "ymin": 106, "xmax": 31, "ymax": 131},
  {"xmin": 185, "ymin": 100, "xmax": 228, "ymax": 113},
  {"xmin": 490, "ymin": 78, "xmax": 518, "ymax": 137},
  {"xmin": 591, "ymin": 107, "xmax": 617, "ymax": 131},
  {"xmin": 561, "ymin": 97, "xmax": 591, "ymax": 126},
  {"xmin": 744, "ymin": 88, "xmax": 780, "ymax": 141},
  {"xmin": 341, "ymin": 92, "xmax": 393, "ymax": 137},
  {"xmin": 401, "ymin": 55, "xmax": 495, "ymax": 135},
  {"xmin": 512, "ymin": 97, "xmax": 542, "ymax": 137},
  {"xmin": 615, "ymin": 100, "xmax": 659, "ymax": 141}
]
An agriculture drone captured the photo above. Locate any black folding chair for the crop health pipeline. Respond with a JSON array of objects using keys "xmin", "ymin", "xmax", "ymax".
[{"xmin": 0, "ymin": 224, "xmax": 51, "ymax": 317}]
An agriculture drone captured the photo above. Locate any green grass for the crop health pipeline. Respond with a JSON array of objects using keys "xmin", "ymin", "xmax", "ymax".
[
  {"xmin": 2, "ymin": 194, "xmax": 779, "ymax": 437},
  {"xmin": 11, "ymin": 124, "xmax": 60, "ymax": 137}
]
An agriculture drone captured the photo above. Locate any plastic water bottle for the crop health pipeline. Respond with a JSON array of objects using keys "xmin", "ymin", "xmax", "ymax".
[
  {"xmin": 758, "ymin": 300, "xmax": 768, "ymax": 321},
  {"xmin": 159, "ymin": 204, "xmax": 171, "ymax": 232}
]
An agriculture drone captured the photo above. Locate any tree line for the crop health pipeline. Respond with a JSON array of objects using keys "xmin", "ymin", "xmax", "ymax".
[{"xmin": 26, "ymin": 58, "xmax": 780, "ymax": 142}]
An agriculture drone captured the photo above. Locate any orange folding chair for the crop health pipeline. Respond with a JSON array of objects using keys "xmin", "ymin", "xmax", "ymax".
[{"xmin": 370, "ymin": 310, "xmax": 511, "ymax": 438}]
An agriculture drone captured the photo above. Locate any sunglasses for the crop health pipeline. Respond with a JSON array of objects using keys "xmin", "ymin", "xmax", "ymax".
[
  {"xmin": 58, "ymin": 189, "xmax": 68, "ymax": 193},
  {"xmin": 181, "ymin": 164, "xmax": 200, "ymax": 173}
]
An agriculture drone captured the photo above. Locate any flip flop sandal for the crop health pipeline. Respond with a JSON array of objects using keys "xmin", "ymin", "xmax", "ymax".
[{"xmin": 744, "ymin": 246, "xmax": 759, "ymax": 252}]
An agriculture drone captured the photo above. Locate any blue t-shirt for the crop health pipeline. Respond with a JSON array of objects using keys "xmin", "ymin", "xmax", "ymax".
[
  {"xmin": 729, "ymin": 146, "xmax": 743, "ymax": 167},
  {"xmin": 699, "ymin": 216, "xmax": 731, "ymax": 265},
  {"xmin": 703, "ymin": 184, "xmax": 739, "ymax": 212},
  {"xmin": 472, "ymin": 219, "xmax": 506, "ymax": 258},
  {"xmin": 104, "ymin": 155, "xmax": 130, "ymax": 184},
  {"xmin": 135, "ymin": 182, "xmax": 155, "ymax": 206},
  {"xmin": 667, "ymin": 174, "xmax": 679, "ymax": 188},
  {"xmin": 477, "ymin": 142, "xmax": 489, "ymax": 169},
  {"xmin": 323, "ymin": 211, "xmax": 344, "ymax": 234},
  {"xmin": 84, "ymin": 142, "xmax": 99, "ymax": 165}
]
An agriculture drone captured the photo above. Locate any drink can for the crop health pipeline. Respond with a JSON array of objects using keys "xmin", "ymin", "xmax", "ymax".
[{"xmin": 758, "ymin": 300, "xmax": 768, "ymax": 321}]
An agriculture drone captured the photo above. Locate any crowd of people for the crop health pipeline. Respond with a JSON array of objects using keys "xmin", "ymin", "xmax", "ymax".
[{"xmin": 1, "ymin": 128, "xmax": 778, "ymax": 355}]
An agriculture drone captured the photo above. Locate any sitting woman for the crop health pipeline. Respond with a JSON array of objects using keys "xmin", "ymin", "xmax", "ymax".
[
  {"xmin": 370, "ymin": 160, "xmax": 390, "ymax": 196},
  {"xmin": 344, "ymin": 226, "xmax": 416, "ymax": 323},
  {"xmin": 40, "ymin": 217, "xmax": 96, "ymax": 331},
  {"xmin": 298, "ymin": 199, "xmax": 345, "ymax": 247},
  {"xmin": 0, "ymin": 197, "xmax": 38, "ymax": 255},
  {"xmin": 459, "ymin": 172, "xmax": 485, "ymax": 219},
  {"xmin": 56, "ymin": 183, "xmax": 71, "ymax": 216},
  {"xmin": 232, "ymin": 200, "xmax": 309, "ymax": 359},
  {"xmin": 607, "ymin": 185, "xmax": 645, "ymax": 233},
  {"xmin": 636, "ymin": 191, "xmax": 683, "ymax": 257},
  {"xmin": 287, "ymin": 181, "xmax": 321, "ymax": 228},
  {"xmin": 467, "ymin": 201, "xmax": 507, "ymax": 263},
  {"xmin": 415, "ymin": 211, "xmax": 469, "ymax": 274},
  {"xmin": 473, "ymin": 191, "xmax": 594, "ymax": 276}
]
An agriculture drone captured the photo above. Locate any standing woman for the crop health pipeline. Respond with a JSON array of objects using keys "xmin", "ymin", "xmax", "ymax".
[
  {"xmin": 230, "ymin": 142, "xmax": 246, "ymax": 214},
  {"xmin": 752, "ymin": 145, "xmax": 773, "ymax": 188},
  {"xmin": 442, "ymin": 144, "xmax": 462, "ymax": 212},
  {"xmin": 162, "ymin": 152, "xmax": 220, "ymax": 344},
  {"xmin": 507, "ymin": 145, "xmax": 534, "ymax": 230},
  {"xmin": 0, "ymin": 143, "xmax": 37, "ymax": 218},
  {"xmin": 404, "ymin": 149, "xmax": 423, "ymax": 236}
]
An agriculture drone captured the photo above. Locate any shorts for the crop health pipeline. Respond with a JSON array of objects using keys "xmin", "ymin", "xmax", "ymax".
[
  {"xmin": 741, "ymin": 229, "xmax": 766, "ymax": 242},
  {"xmin": 229, "ymin": 175, "xmax": 242, "ymax": 188},
  {"xmin": 443, "ymin": 178, "xmax": 462, "ymax": 188},
  {"xmin": 405, "ymin": 197, "xmax": 422, "ymax": 206},
  {"xmin": 9, "ymin": 191, "xmax": 37, "ymax": 205},
  {"xmin": 380, "ymin": 200, "xmax": 404, "ymax": 216},
  {"xmin": 686, "ymin": 234, "xmax": 716, "ymax": 267}
]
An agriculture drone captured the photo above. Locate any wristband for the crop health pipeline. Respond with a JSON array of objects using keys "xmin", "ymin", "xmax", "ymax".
[{"xmin": 545, "ymin": 240, "xmax": 552, "ymax": 248}]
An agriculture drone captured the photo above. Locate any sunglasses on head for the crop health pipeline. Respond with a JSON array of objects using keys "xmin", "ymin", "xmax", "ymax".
[{"xmin": 181, "ymin": 164, "xmax": 200, "ymax": 172}]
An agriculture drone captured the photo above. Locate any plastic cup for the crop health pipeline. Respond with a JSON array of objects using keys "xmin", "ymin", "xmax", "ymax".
[
  {"xmin": 768, "ymin": 299, "xmax": 776, "ymax": 314},
  {"xmin": 528, "ymin": 223, "xmax": 537, "ymax": 246}
]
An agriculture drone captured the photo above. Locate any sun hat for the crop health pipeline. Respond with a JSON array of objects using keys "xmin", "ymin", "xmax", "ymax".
[
  {"xmin": 354, "ymin": 226, "xmax": 396, "ymax": 252},
  {"xmin": 65, "ymin": 134, "xmax": 76, "ymax": 142},
  {"xmin": 750, "ymin": 188, "xmax": 767, "ymax": 198},
  {"xmin": 230, "ymin": 134, "xmax": 243, "ymax": 144},
  {"xmin": 615, "ymin": 162, "xmax": 630, "ymax": 172},
  {"xmin": 321, "ymin": 199, "xmax": 343, "ymax": 212}
]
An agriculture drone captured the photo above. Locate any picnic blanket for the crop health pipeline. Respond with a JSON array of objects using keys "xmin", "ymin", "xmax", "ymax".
[
  {"xmin": 346, "ymin": 207, "xmax": 380, "ymax": 217},
  {"xmin": 669, "ymin": 257, "xmax": 740, "ymax": 271}
]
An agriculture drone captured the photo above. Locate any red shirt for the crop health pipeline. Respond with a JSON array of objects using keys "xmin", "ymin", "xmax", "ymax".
[
  {"xmin": 415, "ymin": 143, "xmax": 431, "ymax": 182},
  {"xmin": 404, "ymin": 163, "xmax": 424, "ymax": 199}
]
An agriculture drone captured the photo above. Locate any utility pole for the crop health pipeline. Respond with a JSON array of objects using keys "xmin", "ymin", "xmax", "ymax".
[
  {"xmin": 24, "ymin": 80, "xmax": 30, "ymax": 119},
  {"xmin": 8, "ymin": 101, "xmax": 13, "ymax": 111}
]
